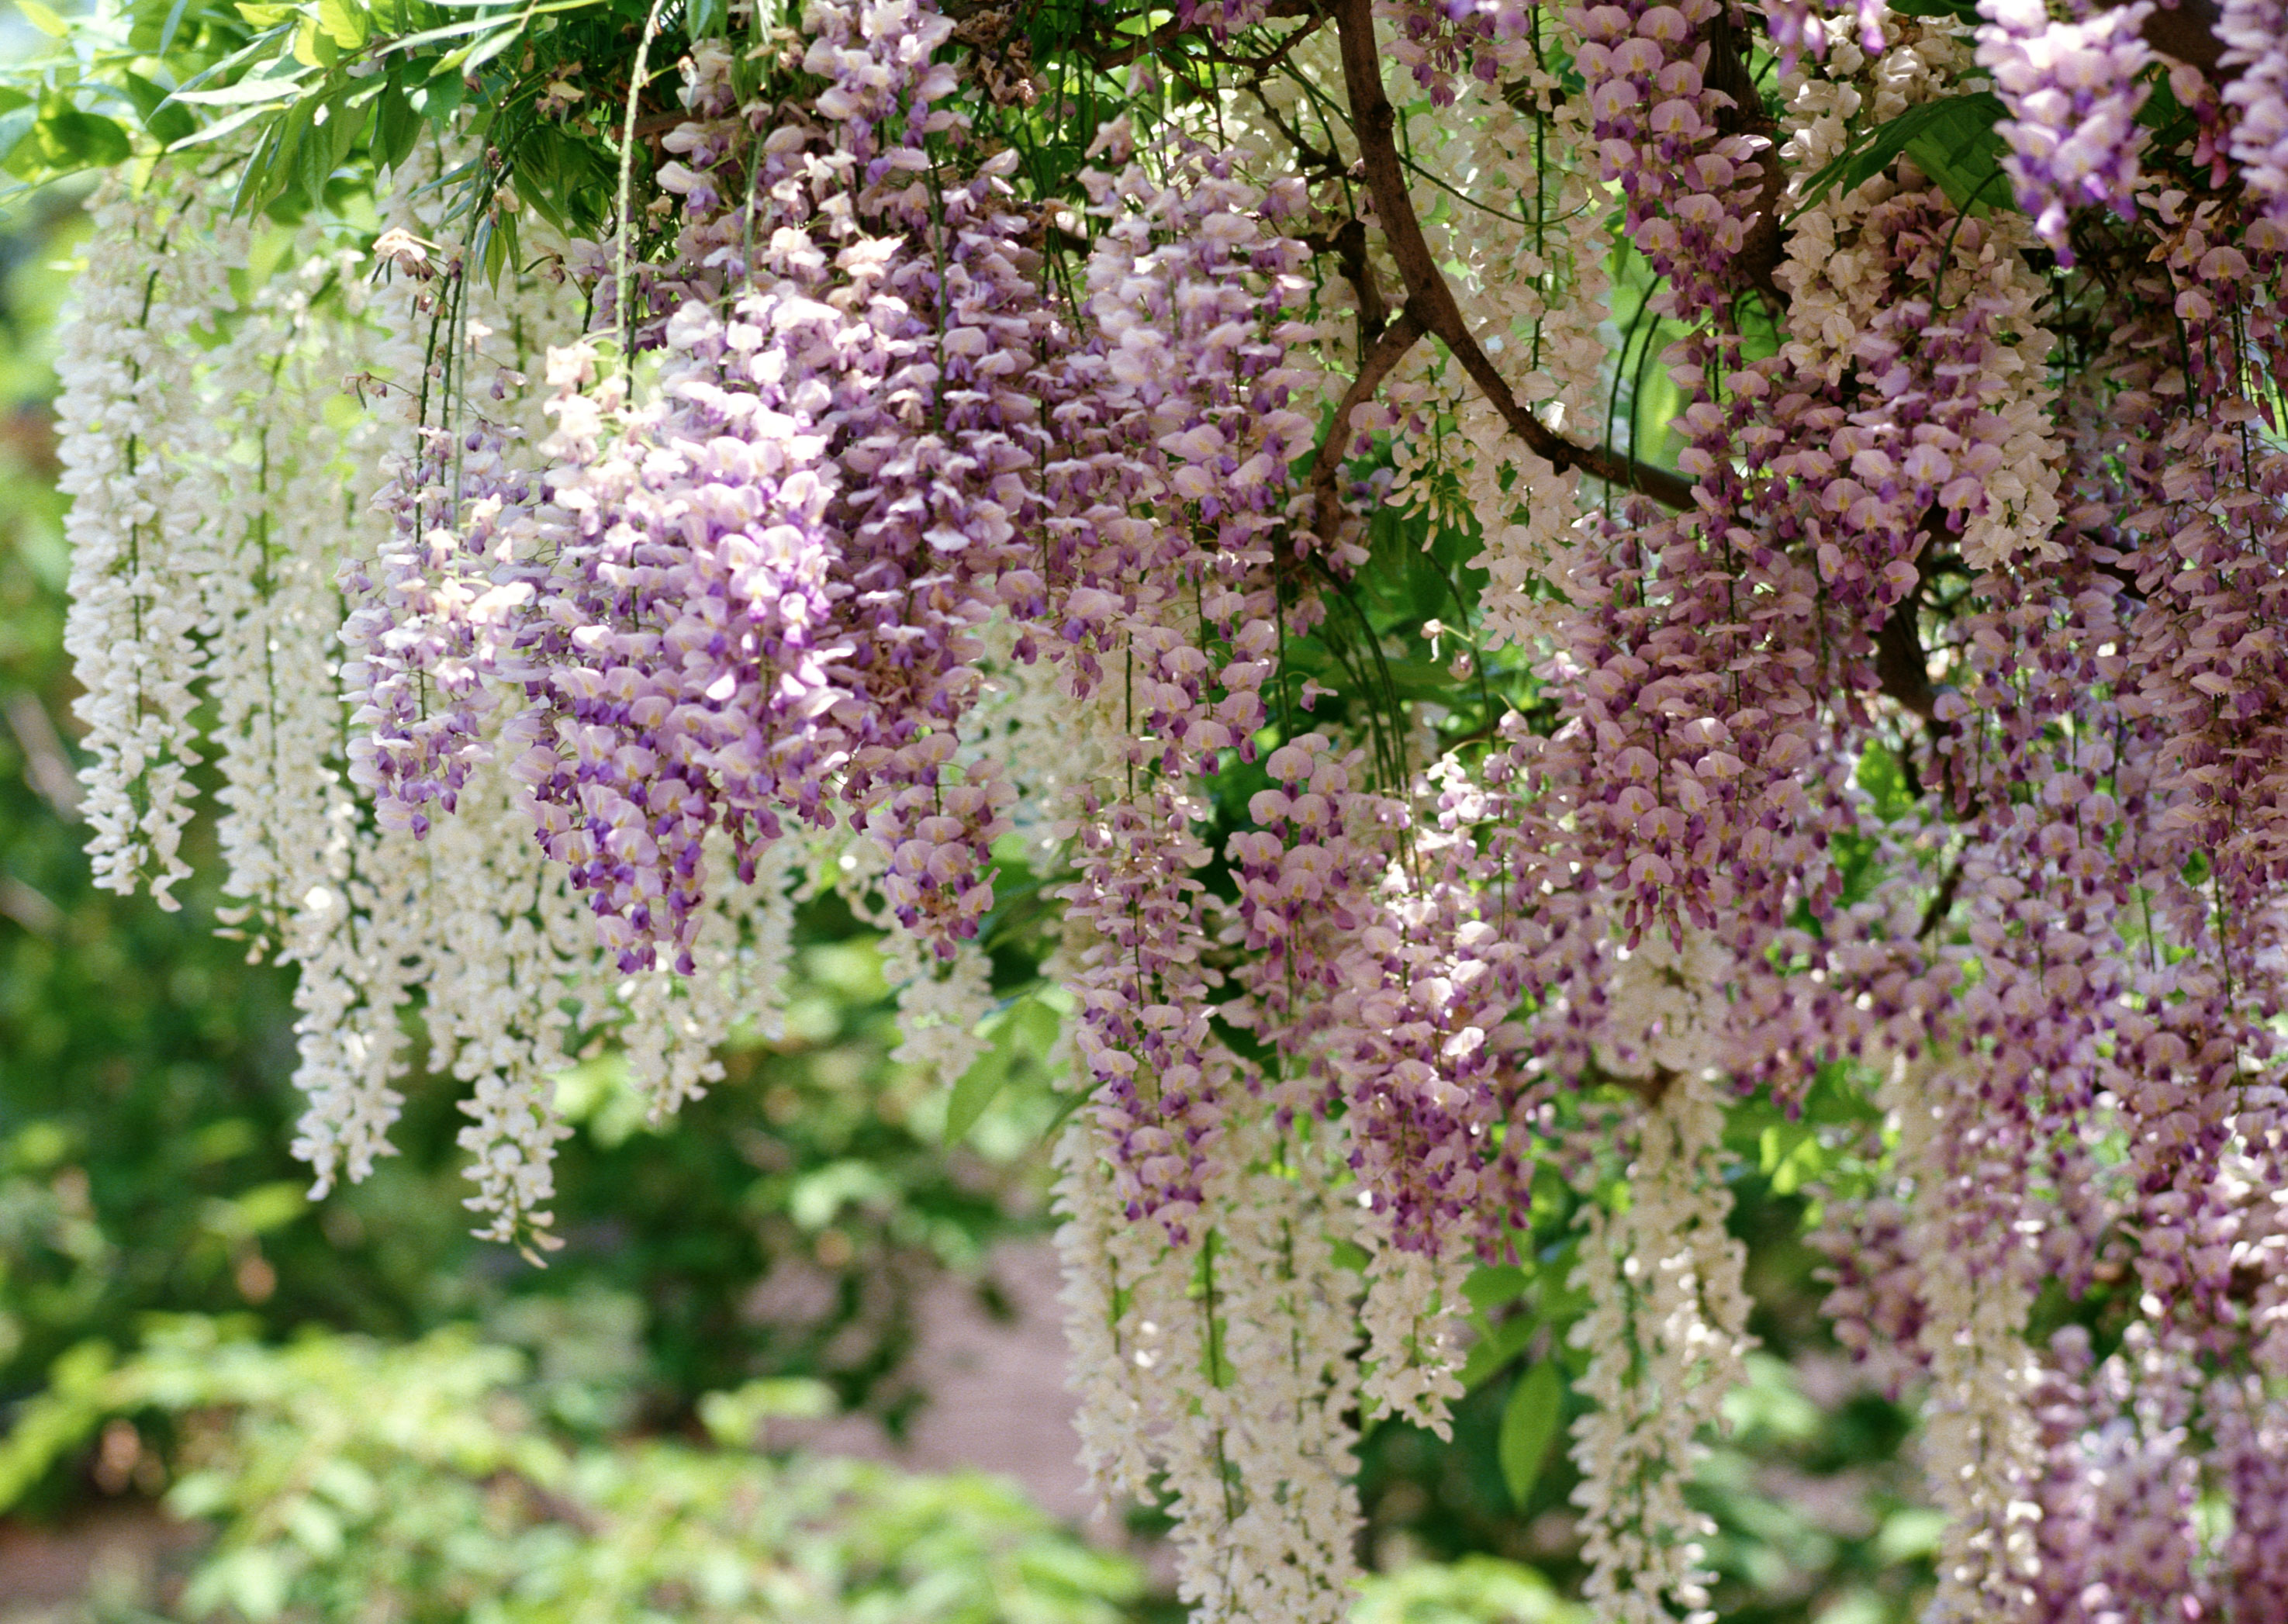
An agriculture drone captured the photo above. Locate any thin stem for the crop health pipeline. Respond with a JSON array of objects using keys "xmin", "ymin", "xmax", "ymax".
[{"xmin": 617, "ymin": 0, "xmax": 672, "ymax": 371}]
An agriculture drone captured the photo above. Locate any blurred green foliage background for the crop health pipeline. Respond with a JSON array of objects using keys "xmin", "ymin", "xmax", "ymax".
[{"xmin": 0, "ymin": 161, "xmax": 1954, "ymax": 1624}]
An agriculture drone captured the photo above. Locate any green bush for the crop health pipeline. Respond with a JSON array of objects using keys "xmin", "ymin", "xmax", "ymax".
[{"xmin": 2, "ymin": 1317, "xmax": 1142, "ymax": 1624}]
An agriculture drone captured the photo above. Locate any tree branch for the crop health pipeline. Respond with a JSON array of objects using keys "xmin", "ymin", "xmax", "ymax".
[
  {"xmin": 1708, "ymin": 5, "xmax": 1788, "ymax": 313},
  {"xmin": 2139, "ymin": 0, "xmax": 2229, "ymax": 79},
  {"xmin": 1328, "ymin": 216, "xmax": 1391, "ymax": 341},
  {"xmin": 1315, "ymin": 302, "xmax": 1426, "ymax": 537},
  {"xmin": 1875, "ymin": 591, "xmax": 1937, "ymax": 721},
  {"xmin": 1329, "ymin": 0, "xmax": 1696, "ymax": 513},
  {"xmin": 1915, "ymin": 854, "xmax": 1962, "ymax": 940}
]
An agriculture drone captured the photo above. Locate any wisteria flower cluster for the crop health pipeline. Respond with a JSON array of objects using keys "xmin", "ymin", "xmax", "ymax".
[
  {"xmin": 1977, "ymin": 0, "xmax": 2153, "ymax": 257},
  {"xmin": 46, "ymin": 0, "xmax": 2288, "ymax": 1615}
]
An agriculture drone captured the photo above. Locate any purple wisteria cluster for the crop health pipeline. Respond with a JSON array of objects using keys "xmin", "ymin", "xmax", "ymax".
[
  {"xmin": 1977, "ymin": 0, "xmax": 2152, "ymax": 260},
  {"xmin": 1046, "ymin": 133, "xmax": 1335, "ymax": 1235},
  {"xmin": 354, "ymin": 5, "xmax": 1054, "ymax": 972},
  {"xmin": 1374, "ymin": 0, "xmax": 1532, "ymax": 103},
  {"xmin": 2221, "ymin": 0, "xmax": 2288, "ymax": 219}
]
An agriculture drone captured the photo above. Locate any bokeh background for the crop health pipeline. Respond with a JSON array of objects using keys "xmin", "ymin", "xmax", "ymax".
[{"xmin": 0, "ymin": 30, "xmax": 1947, "ymax": 1620}]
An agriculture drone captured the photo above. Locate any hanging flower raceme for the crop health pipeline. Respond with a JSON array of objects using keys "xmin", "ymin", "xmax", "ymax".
[
  {"xmin": 57, "ymin": 167, "xmax": 240, "ymax": 910},
  {"xmin": 2106, "ymin": 224, "xmax": 2288, "ymax": 914},
  {"xmin": 2221, "ymin": 0, "xmax": 2288, "ymax": 219},
  {"xmin": 1031, "ymin": 123, "xmax": 1405, "ymax": 1624},
  {"xmin": 1043, "ymin": 129, "xmax": 1332, "ymax": 1235},
  {"xmin": 365, "ymin": 0, "xmax": 1054, "ymax": 972},
  {"xmin": 341, "ymin": 340, "xmax": 536, "ymax": 837},
  {"xmin": 1975, "ymin": 0, "xmax": 2152, "ymax": 261},
  {"xmin": 1553, "ymin": 0, "xmax": 1864, "ymax": 952},
  {"xmin": 1568, "ymin": 0, "xmax": 1766, "ymax": 323}
]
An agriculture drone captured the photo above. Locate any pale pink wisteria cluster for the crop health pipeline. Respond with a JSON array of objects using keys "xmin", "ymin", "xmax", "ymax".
[{"xmin": 49, "ymin": 0, "xmax": 2288, "ymax": 1616}]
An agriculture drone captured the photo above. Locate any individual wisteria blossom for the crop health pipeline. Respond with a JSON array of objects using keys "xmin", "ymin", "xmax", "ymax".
[{"xmin": 45, "ymin": 0, "xmax": 2288, "ymax": 1614}]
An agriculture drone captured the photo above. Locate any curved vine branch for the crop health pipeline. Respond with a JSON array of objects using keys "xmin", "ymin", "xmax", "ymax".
[
  {"xmin": 1329, "ymin": 0, "xmax": 1696, "ymax": 513},
  {"xmin": 1314, "ymin": 302, "xmax": 1426, "ymax": 537}
]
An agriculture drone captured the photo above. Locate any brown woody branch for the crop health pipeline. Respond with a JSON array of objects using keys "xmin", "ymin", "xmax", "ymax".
[
  {"xmin": 1295, "ymin": 214, "xmax": 1395, "ymax": 343},
  {"xmin": 1876, "ymin": 589, "xmax": 1937, "ymax": 721},
  {"xmin": 2140, "ymin": 0, "xmax": 2229, "ymax": 79},
  {"xmin": 1314, "ymin": 302, "xmax": 1426, "ymax": 537},
  {"xmin": 1915, "ymin": 855, "xmax": 1962, "ymax": 940},
  {"xmin": 1329, "ymin": 0, "xmax": 1697, "ymax": 514}
]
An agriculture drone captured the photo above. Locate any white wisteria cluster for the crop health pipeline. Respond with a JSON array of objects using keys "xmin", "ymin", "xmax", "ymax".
[{"xmin": 57, "ymin": 166, "xmax": 240, "ymax": 910}]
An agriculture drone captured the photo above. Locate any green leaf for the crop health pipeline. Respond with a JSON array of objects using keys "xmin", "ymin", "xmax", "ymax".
[
  {"xmin": 121, "ymin": 71, "xmax": 198, "ymax": 147},
  {"xmin": 945, "ymin": 1031, "xmax": 1013, "ymax": 1145},
  {"xmin": 292, "ymin": 89, "xmax": 358, "ymax": 200},
  {"xmin": 0, "ymin": 1341, "xmax": 116, "ymax": 1513},
  {"xmin": 383, "ymin": 0, "xmax": 594, "ymax": 57},
  {"xmin": 787, "ymin": 1159, "xmax": 895, "ymax": 1231},
  {"xmin": 15, "ymin": 0, "xmax": 68, "ymax": 36},
  {"xmin": 372, "ymin": 78, "xmax": 420, "ymax": 170},
  {"xmin": 1463, "ymin": 1263, "xmax": 1529, "ymax": 1313},
  {"xmin": 1757, "ymin": 1122, "xmax": 1823, "ymax": 1194},
  {"xmin": 0, "ymin": 105, "xmax": 36, "ymax": 172},
  {"xmin": 157, "ymin": 0, "xmax": 193, "ymax": 54},
  {"xmin": 1791, "ymin": 93, "xmax": 2006, "ymax": 222},
  {"xmin": 1855, "ymin": 741, "xmax": 1914, "ymax": 822},
  {"xmin": 1901, "ymin": 95, "xmax": 2012, "ymax": 214},
  {"xmin": 171, "ymin": 72, "xmax": 315, "ymax": 107},
  {"xmin": 282, "ymin": 1494, "xmax": 344, "ymax": 1558},
  {"xmin": 234, "ymin": 97, "xmax": 309, "ymax": 213},
  {"xmin": 213, "ymin": 1180, "xmax": 307, "ymax": 1238},
  {"xmin": 29, "ymin": 106, "xmax": 132, "ymax": 170},
  {"xmin": 188, "ymin": 1546, "xmax": 289, "ymax": 1624},
  {"xmin": 1498, "ymin": 1360, "xmax": 1565, "ymax": 1510},
  {"xmin": 165, "ymin": 95, "xmax": 287, "ymax": 154},
  {"xmin": 1457, "ymin": 1313, "xmax": 1538, "ymax": 1391},
  {"xmin": 482, "ymin": 209, "xmax": 515, "ymax": 280},
  {"xmin": 457, "ymin": 19, "xmax": 525, "ymax": 74},
  {"xmin": 697, "ymin": 1378, "xmax": 837, "ymax": 1446},
  {"xmin": 316, "ymin": 0, "xmax": 369, "ymax": 48},
  {"xmin": 410, "ymin": 67, "xmax": 464, "ymax": 119}
]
